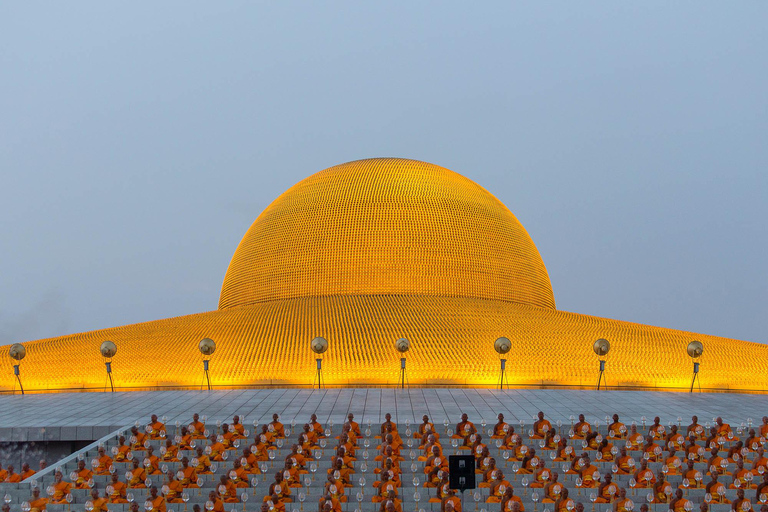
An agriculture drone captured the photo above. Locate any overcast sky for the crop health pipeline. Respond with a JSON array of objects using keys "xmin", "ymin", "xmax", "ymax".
[{"xmin": 1, "ymin": 2, "xmax": 766, "ymax": 345}]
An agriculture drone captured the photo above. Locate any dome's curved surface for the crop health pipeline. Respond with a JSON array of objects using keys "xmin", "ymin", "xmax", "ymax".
[{"xmin": 219, "ymin": 158, "xmax": 556, "ymax": 310}]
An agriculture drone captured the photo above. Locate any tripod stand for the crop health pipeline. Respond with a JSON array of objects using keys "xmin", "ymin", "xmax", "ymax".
[
  {"xmin": 596, "ymin": 360, "xmax": 607, "ymax": 390},
  {"xmin": 690, "ymin": 361, "xmax": 700, "ymax": 393},
  {"xmin": 497, "ymin": 358, "xmax": 509, "ymax": 390},
  {"xmin": 399, "ymin": 358, "xmax": 409, "ymax": 389},
  {"xmin": 314, "ymin": 358, "xmax": 324, "ymax": 389}
]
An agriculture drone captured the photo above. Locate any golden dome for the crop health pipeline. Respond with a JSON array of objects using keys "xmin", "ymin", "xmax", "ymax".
[{"xmin": 219, "ymin": 158, "xmax": 556, "ymax": 310}]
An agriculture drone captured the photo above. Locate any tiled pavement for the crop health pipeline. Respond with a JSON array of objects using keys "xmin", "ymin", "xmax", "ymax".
[{"xmin": 1, "ymin": 388, "xmax": 765, "ymax": 442}]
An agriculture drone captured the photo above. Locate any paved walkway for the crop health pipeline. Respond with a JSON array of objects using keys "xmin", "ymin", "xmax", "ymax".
[{"xmin": 1, "ymin": 388, "xmax": 765, "ymax": 442}]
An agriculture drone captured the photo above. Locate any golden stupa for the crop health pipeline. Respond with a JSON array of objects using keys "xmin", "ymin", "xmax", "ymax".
[{"xmin": 3, "ymin": 158, "xmax": 767, "ymax": 392}]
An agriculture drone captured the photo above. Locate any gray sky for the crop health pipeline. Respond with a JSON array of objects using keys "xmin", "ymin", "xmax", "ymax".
[{"xmin": 1, "ymin": 2, "xmax": 766, "ymax": 345}]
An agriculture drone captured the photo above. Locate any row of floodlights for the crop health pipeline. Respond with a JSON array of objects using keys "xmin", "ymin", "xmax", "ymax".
[{"xmin": 6, "ymin": 337, "xmax": 704, "ymax": 362}]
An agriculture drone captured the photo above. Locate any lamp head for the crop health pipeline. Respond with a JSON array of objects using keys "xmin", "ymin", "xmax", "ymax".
[
  {"xmin": 593, "ymin": 338, "xmax": 610, "ymax": 357},
  {"xmin": 494, "ymin": 337, "xmax": 511, "ymax": 355},
  {"xmin": 687, "ymin": 340, "xmax": 703, "ymax": 359},
  {"xmin": 395, "ymin": 338, "xmax": 410, "ymax": 353},
  {"xmin": 198, "ymin": 338, "xmax": 216, "ymax": 356},
  {"xmin": 311, "ymin": 337, "xmax": 328, "ymax": 354},
  {"xmin": 100, "ymin": 340, "xmax": 117, "ymax": 359},
  {"xmin": 9, "ymin": 343, "xmax": 26, "ymax": 362}
]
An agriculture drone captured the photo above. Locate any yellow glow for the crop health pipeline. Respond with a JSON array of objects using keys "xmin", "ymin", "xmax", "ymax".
[{"xmin": 2, "ymin": 158, "xmax": 766, "ymax": 393}]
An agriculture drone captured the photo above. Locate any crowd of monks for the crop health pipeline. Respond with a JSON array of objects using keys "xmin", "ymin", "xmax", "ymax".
[{"xmin": 3, "ymin": 413, "xmax": 768, "ymax": 512}]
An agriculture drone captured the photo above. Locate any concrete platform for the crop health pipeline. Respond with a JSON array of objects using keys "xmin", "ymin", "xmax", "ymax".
[{"xmin": 1, "ymin": 388, "xmax": 765, "ymax": 443}]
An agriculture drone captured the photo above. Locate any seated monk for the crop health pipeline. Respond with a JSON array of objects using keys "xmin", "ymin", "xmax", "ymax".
[
  {"xmin": 374, "ymin": 459, "xmax": 399, "ymax": 485},
  {"xmin": 664, "ymin": 448, "xmax": 683, "ymax": 475},
  {"xmin": 163, "ymin": 471, "xmax": 184, "ymax": 503},
  {"xmin": 415, "ymin": 415, "xmax": 437, "ymax": 441},
  {"xmin": 651, "ymin": 471, "xmax": 673, "ymax": 503},
  {"xmin": 147, "ymin": 486, "xmax": 167, "ymax": 512},
  {"xmin": 265, "ymin": 496, "xmax": 286, "ymax": 512},
  {"xmin": 608, "ymin": 414, "xmax": 626, "ymax": 439},
  {"xmin": 113, "ymin": 436, "xmax": 131, "ymax": 462},
  {"xmin": 530, "ymin": 460, "xmax": 552, "ymax": 488},
  {"xmin": 519, "ymin": 448, "xmax": 541, "ymax": 474},
  {"xmin": 74, "ymin": 460, "xmax": 94, "ymax": 488},
  {"xmin": 627, "ymin": 425, "xmax": 643, "ymax": 450},
  {"xmin": 731, "ymin": 460, "xmax": 755, "ymax": 489},
  {"xmin": 500, "ymin": 486, "xmax": 525, "ymax": 512},
  {"xmin": 319, "ymin": 494, "xmax": 343, "ymax": 512},
  {"xmin": 476, "ymin": 447, "xmax": 492, "ymax": 472},
  {"xmin": 161, "ymin": 439, "xmax": 179, "ymax": 462},
  {"xmin": 231, "ymin": 415, "xmax": 246, "ymax": 438},
  {"xmin": 230, "ymin": 459, "xmax": 251, "ymax": 487},
  {"xmin": 50, "ymin": 471, "xmax": 72, "ymax": 504},
  {"xmin": 705, "ymin": 427, "xmax": 720, "ymax": 451},
  {"xmin": 542, "ymin": 472, "xmax": 563, "ymax": 503},
  {"xmin": 258, "ymin": 424, "xmax": 277, "ymax": 448},
  {"xmin": 379, "ymin": 494, "xmax": 403, "ymax": 512},
  {"xmin": 731, "ymin": 489, "xmax": 751, "ymax": 512},
  {"xmin": 429, "ymin": 476, "xmax": 451, "ymax": 499},
  {"xmin": 208, "ymin": 434, "xmax": 227, "ymax": 461},
  {"xmin": 425, "ymin": 446, "xmax": 448, "ymax": 476},
  {"xmin": 612, "ymin": 488, "xmax": 632, "ymax": 512},
  {"xmin": 478, "ymin": 462, "xmax": 499, "ymax": 488},
  {"xmin": 129, "ymin": 426, "xmax": 147, "ymax": 452},
  {"xmin": 454, "ymin": 413, "xmax": 476, "ymax": 441},
  {"xmin": 328, "ymin": 457, "xmax": 352, "ymax": 485},
  {"xmin": 578, "ymin": 455, "xmax": 600, "ymax": 488},
  {"xmin": 20, "ymin": 463, "xmax": 36, "ymax": 481},
  {"xmin": 554, "ymin": 438, "xmax": 574, "ymax": 462},
  {"xmin": 649, "ymin": 417, "xmax": 667, "ymax": 440},
  {"xmin": 502, "ymin": 429, "xmax": 519, "ymax": 450},
  {"xmin": 666, "ymin": 426, "xmax": 685, "ymax": 450},
  {"xmin": 28, "ymin": 487, "xmax": 48, "ymax": 512},
  {"xmin": 207, "ymin": 492, "xmax": 225, "ymax": 512},
  {"xmin": 596, "ymin": 439, "xmax": 615, "ymax": 462},
  {"xmin": 492, "ymin": 414, "xmax": 510, "ymax": 439},
  {"xmin": 267, "ymin": 472, "xmax": 292, "ymax": 502},
  {"xmin": 221, "ymin": 423, "xmax": 236, "ymax": 448},
  {"xmin": 687, "ymin": 416, "xmax": 706, "ymax": 440},
  {"xmin": 679, "ymin": 460, "xmax": 703, "ymax": 489},
  {"xmin": 752, "ymin": 448, "xmax": 768, "ymax": 475},
  {"xmin": 442, "ymin": 489, "xmax": 462, "ymax": 512},
  {"xmin": 615, "ymin": 447, "xmax": 635, "ymax": 475},
  {"xmin": 745, "ymin": 430, "xmax": 760, "ymax": 453},
  {"xmin": 717, "ymin": 417, "xmax": 738, "ymax": 441},
  {"xmin": 178, "ymin": 426, "xmax": 194, "ymax": 450},
  {"xmin": 705, "ymin": 474, "xmax": 730, "ymax": 504},
  {"xmin": 729, "ymin": 442, "xmax": 746, "ymax": 464},
  {"xmin": 642, "ymin": 435, "xmax": 662, "ymax": 462},
  {"xmin": 194, "ymin": 447, "xmax": 212, "ymax": 473},
  {"xmin": 310, "ymin": 414, "xmax": 324, "ymax": 437},
  {"xmin": 686, "ymin": 437, "xmax": 704, "ymax": 462},
  {"xmin": 543, "ymin": 429, "xmax": 558, "ymax": 451},
  {"xmin": 345, "ymin": 413, "xmax": 361, "ymax": 438},
  {"xmin": 532, "ymin": 412, "xmax": 552, "ymax": 439},
  {"xmin": 285, "ymin": 444, "xmax": 306, "ymax": 472},
  {"xmin": 4, "ymin": 465, "xmax": 20, "ymax": 483},
  {"xmin": 107, "ymin": 472, "xmax": 127, "ymax": 503},
  {"xmin": 267, "ymin": 414, "xmax": 284, "ymax": 439},
  {"xmin": 323, "ymin": 472, "xmax": 347, "ymax": 503},
  {"xmin": 0, "ymin": 464, "xmax": 7, "ymax": 481},
  {"xmin": 89, "ymin": 489, "xmax": 109, "ymax": 512},
  {"xmin": 554, "ymin": 489, "xmax": 574, "ymax": 512},
  {"xmin": 469, "ymin": 434, "xmax": 487, "ymax": 459},
  {"xmin": 573, "ymin": 414, "xmax": 591, "ymax": 439},
  {"xmin": 190, "ymin": 413, "xmax": 207, "ymax": 439},
  {"xmin": 669, "ymin": 489, "xmax": 692, "ymax": 512},
  {"xmin": 380, "ymin": 413, "xmax": 397, "ymax": 437},
  {"xmin": 632, "ymin": 460, "xmax": 656, "ymax": 488},
  {"xmin": 708, "ymin": 448, "xmax": 730, "ymax": 476},
  {"xmin": 372, "ymin": 473, "xmax": 398, "ymax": 502},
  {"xmin": 761, "ymin": 417, "xmax": 768, "ymax": 439},
  {"xmin": 755, "ymin": 474, "xmax": 768, "ymax": 502},
  {"xmin": 334, "ymin": 446, "xmax": 356, "ymax": 468},
  {"xmin": 217, "ymin": 474, "xmax": 239, "ymax": 503},
  {"xmin": 179, "ymin": 457, "xmax": 199, "ymax": 487},
  {"xmin": 487, "ymin": 471, "xmax": 511, "ymax": 503},
  {"xmin": 148, "ymin": 414, "xmax": 166, "ymax": 440},
  {"xmin": 144, "ymin": 446, "xmax": 162, "ymax": 474},
  {"xmin": 419, "ymin": 434, "xmax": 442, "ymax": 460},
  {"xmin": 127, "ymin": 458, "xmax": 147, "ymax": 488},
  {"xmin": 94, "ymin": 446, "xmax": 112, "ymax": 475},
  {"xmin": 594, "ymin": 473, "xmax": 620, "ymax": 503}
]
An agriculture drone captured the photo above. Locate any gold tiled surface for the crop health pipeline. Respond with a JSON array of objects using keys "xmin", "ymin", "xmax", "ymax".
[
  {"xmin": 219, "ymin": 158, "xmax": 556, "ymax": 310},
  {"xmin": 2, "ymin": 296, "xmax": 765, "ymax": 392}
]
